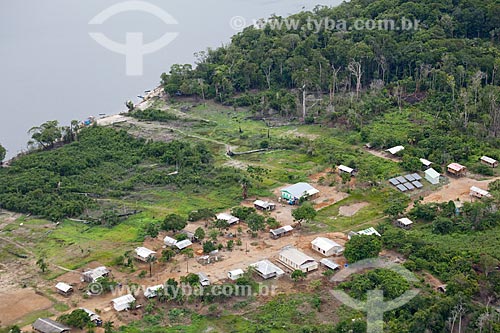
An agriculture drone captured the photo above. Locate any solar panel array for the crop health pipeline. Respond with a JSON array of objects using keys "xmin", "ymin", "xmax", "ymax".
[{"xmin": 389, "ymin": 173, "xmax": 423, "ymax": 192}]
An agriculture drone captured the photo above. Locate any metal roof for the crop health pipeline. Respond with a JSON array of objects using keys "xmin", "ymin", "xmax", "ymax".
[
  {"xmin": 397, "ymin": 218, "xmax": 414, "ymax": 226},
  {"xmin": 135, "ymin": 247, "xmax": 156, "ymax": 259},
  {"xmin": 281, "ymin": 182, "xmax": 319, "ymax": 198},
  {"xmin": 32, "ymin": 318, "xmax": 70, "ymax": 333},
  {"xmin": 279, "ymin": 247, "xmax": 316, "ymax": 266},
  {"xmin": 425, "ymin": 168, "xmax": 440, "ymax": 179},
  {"xmin": 270, "ymin": 225, "xmax": 294, "ymax": 236},
  {"xmin": 55, "ymin": 282, "xmax": 73, "ymax": 293},
  {"xmin": 356, "ymin": 227, "xmax": 381, "ymax": 237},
  {"xmin": 320, "ymin": 258, "xmax": 340, "ymax": 270},
  {"xmin": 338, "ymin": 165, "xmax": 354, "ymax": 173},
  {"xmin": 420, "ymin": 158, "xmax": 432, "ymax": 166},
  {"xmin": 448, "ymin": 163, "xmax": 466, "ymax": 172},
  {"xmin": 254, "ymin": 200, "xmax": 274, "ymax": 209},
  {"xmin": 216, "ymin": 213, "xmax": 240, "ymax": 224},
  {"xmin": 251, "ymin": 260, "xmax": 285, "ymax": 277},
  {"xmin": 470, "ymin": 186, "xmax": 491, "ymax": 197},
  {"xmin": 112, "ymin": 294, "xmax": 136, "ymax": 311},
  {"xmin": 83, "ymin": 266, "xmax": 109, "ymax": 282},
  {"xmin": 175, "ymin": 239, "xmax": 193, "ymax": 250},
  {"xmin": 311, "ymin": 237, "xmax": 343, "ymax": 252},
  {"xmin": 386, "ymin": 146, "xmax": 405, "ymax": 155},
  {"xmin": 481, "ymin": 156, "xmax": 497, "ymax": 164},
  {"xmin": 144, "ymin": 285, "xmax": 164, "ymax": 298},
  {"xmin": 164, "ymin": 236, "xmax": 178, "ymax": 246}
]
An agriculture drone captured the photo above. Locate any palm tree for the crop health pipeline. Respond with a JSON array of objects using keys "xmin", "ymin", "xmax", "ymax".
[
  {"xmin": 103, "ymin": 321, "xmax": 114, "ymax": 333},
  {"xmin": 36, "ymin": 257, "xmax": 48, "ymax": 273},
  {"xmin": 146, "ymin": 255, "xmax": 156, "ymax": 278}
]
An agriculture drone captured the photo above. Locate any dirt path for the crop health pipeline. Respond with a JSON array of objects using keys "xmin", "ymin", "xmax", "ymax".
[{"xmin": 364, "ymin": 149, "xmax": 401, "ymax": 163}]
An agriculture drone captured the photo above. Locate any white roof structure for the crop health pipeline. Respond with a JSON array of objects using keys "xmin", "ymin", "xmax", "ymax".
[
  {"xmin": 281, "ymin": 182, "xmax": 319, "ymax": 199},
  {"xmin": 55, "ymin": 282, "xmax": 73, "ymax": 293},
  {"xmin": 338, "ymin": 165, "xmax": 354, "ymax": 174},
  {"xmin": 425, "ymin": 168, "xmax": 440, "ymax": 179},
  {"xmin": 164, "ymin": 236, "xmax": 178, "ymax": 246},
  {"xmin": 216, "ymin": 213, "xmax": 240, "ymax": 225},
  {"xmin": 228, "ymin": 268, "xmax": 245, "ymax": 280},
  {"xmin": 311, "ymin": 237, "xmax": 343, "ymax": 253},
  {"xmin": 386, "ymin": 146, "xmax": 404, "ymax": 155},
  {"xmin": 320, "ymin": 258, "xmax": 340, "ymax": 270},
  {"xmin": 83, "ymin": 266, "xmax": 109, "ymax": 282},
  {"xmin": 251, "ymin": 259, "xmax": 285, "ymax": 278},
  {"xmin": 397, "ymin": 218, "xmax": 414, "ymax": 226},
  {"xmin": 254, "ymin": 200, "xmax": 275, "ymax": 209},
  {"xmin": 135, "ymin": 247, "xmax": 156, "ymax": 260},
  {"xmin": 112, "ymin": 294, "xmax": 136, "ymax": 312},
  {"xmin": 351, "ymin": 227, "xmax": 381, "ymax": 238},
  {"xmin": 197, "ymin": 272, "xmax": 210, "ymax": 286},
  {"xmin": 32, "ymin": 318, "xmax": 70, "ymax": 333},
  {"xmin": 470, "ymin": 186, "xmax": 492, "ymax": 198},
  {"xmin": 481, "ymin": 156, "xmax": 497, "ymax": 164},
  {"xmin": 279, "ymin": 247, "xmax": 317, "ymax": 268},
  {"xmin": 270, "ymin": 225, "xmax": 294, "ymax": 236},
  {"xmin": 420, "ymin": 158, "xmax": 432, "ymax": 167},
  {"xmin": 448, "ymin": 163, "xmax": 466, "ymax": 172},
  {"xmin": 80, "ymin": 308, "xmax": 101, "ymax": 323},
  {"xmin": 144, "ymin": 284, "xmax": 164, "ymax": 298},
  {"xmin": 175, "ymin": 239, "xmax": 193, "ymax": 250}
]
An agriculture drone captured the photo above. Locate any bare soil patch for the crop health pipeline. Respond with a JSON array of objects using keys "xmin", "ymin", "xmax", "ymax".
[
  {"xmin": 0, "ymin": 289, "xmax": 53, "ymax": 326},
  {"xmin": 421, "ymin": 176, "xmax": 500, "ymax": 205}
]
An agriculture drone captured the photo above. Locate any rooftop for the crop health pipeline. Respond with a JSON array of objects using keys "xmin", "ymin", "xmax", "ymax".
[
  {"xmin": 281, "ymin": 182, "xmax": 319, "ymax": 198},
  {"xmin": 311, "ymin": 237, "xmax": 343, "ymax": 252}
]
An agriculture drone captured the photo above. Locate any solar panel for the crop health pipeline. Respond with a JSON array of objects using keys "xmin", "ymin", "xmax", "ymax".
[
  {"xmin": 412, "ymin": 173, "xmax": 422, "ymax": 180},
  {"xmin": 405, "ymin": 174, "xmax": 416, "ymax": 182},
  {"xmin": 412, "ymin": 181, "xmax": 423, "ymax": 189},
  {"xmin": 404, "ymin": 182, "xmax": 416, "ymax": 190},
  {"xmin": 397, "ymin": 184, "xmax": 408, "ymax": 192},
  {"xmin": 396, "ymin": 176, "xmax": 406, "ymax": 183},
  {"xmin": 389, "ymin": 178, "xmax": 400, "ymax": 186}
]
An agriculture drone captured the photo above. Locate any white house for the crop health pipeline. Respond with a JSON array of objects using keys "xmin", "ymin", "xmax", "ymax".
[
  {"xmin": 254, "ymin": 200, "xmax": 276, "ymax": 211},
  {"xmin": 134, "ymin": 247, "xmax": 156, "ymax": 262},
  {"xmin": 424, "ymin": 168, "xmax": 440, "ymax": 185},
  {"xmin": 112, "ymin": 294, "xmax": 136, "ymax": 312},
  {"xmin": 311, "ymin": 237, "xmax": 344, "ymax": 257},
  {"xmin": 216, "ymin": 213, "xmax": 240, "ymax": 225},
  {"xmin": 250, "ymin": 259, "xmax": 285, "ymax": 279},
  {"xmin": 470, "ymin": 186, "xmax": 492, "ymax": 199},
  {"xmin": 269, "ymin": 225, "xmax": 294, "ymax": 239},
  {"xmin": 281, "ymin": 183, "xmax": 319, "ymax": 202},
  {"xmin": 175, "ymin": 239, "xmax": 193, "ymax": 250},
  {"xmin": 197, "ymin": 272, "xmax": 210, "ymax": 286},
  {"xmin": 55, "ymin": 282, "xmax": 73, "ymax": 296},
  {"xmin": 386, "ymin": 146, "xmax": 404, "ymax": 155},
  {"xmin": 82, "ymin": 266, "xmax": 109, "ymax": 283},
  {"xmin": 164, "ymin": 236, "xmax": 177, "ymax": 247},
  {"xmin": 80, "ymin": 308, "xmax": 102, "ymax": 326},
  {"xmin": 144, "ymin": 285, "xmax": 164, "ymax": 298},
  {"xmin": 228, "ymin": 268, "xmax": 245, "ymax": 280},
  {"xmin": 338, "ymin": 165, "xmax": 355, "ymax": 176},
  {"xmin": 481, "ymin": 156, "xmax": 498, "ymax": 168},
  {"xmin": 395, "ymin": 218, "xmax": 414, "ymax": 230},
  {"xmin": 278, "ymin": 247, "xmax": 318, "ymax": 273}
]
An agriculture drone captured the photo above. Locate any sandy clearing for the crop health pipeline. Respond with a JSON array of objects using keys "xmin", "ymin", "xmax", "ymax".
[
  {"xmin": 0, "ymin": 289, "xmax": 53, "ymax": 326},
  {"xmin": 420, "ymin": 175, "xmax": 500, "ymax": 205},
  {"xmin": 96, "ymin": 114, "xmax": 129, "ymax": 126}
]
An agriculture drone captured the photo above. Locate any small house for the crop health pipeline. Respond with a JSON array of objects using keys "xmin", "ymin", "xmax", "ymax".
[
  {"xmin": 164, "ymin": 236, "xmax": 177, "ymax": 247},
  {"xmin": 278, "ymin": 246, "xmax": 318, "ymax": 273},
  {"xmin": 228, "ymin": 268, "xmax": 245, "ymax": 280},
  {"xmin": 425, "ymin": 168, "xmax": 440, "ymax": 185},
  {"xmin": 134, "ymin": 247, "xmax": 156, "ymax": 262},
  {"xmin": 82, "ymin": 266, "xmax": 109, "ymax": 283},
  {"xmin": 470, "ymin": 186, "xmax": 492, "ymax": 199},
  {"xmin": 348, "ymin": 227, "xmax": 381, "ymax": 240},
  {"xmin": 420, "ymin": 158, "xmax": 432, "ymax": 168},
  {"xmin": 281, "ymin": 182, "xmax": 319, "ymax": 203},
  {"xmin": 311, "ymin": 237, "xmax": 344, "ymax": 257},
  {"xmin": 216, "ymin": 213, "xmax": 240, "ymax": 225},
  {"xmin": 32, "ymin": 318, "xmax": 71, "ymax": 333},
  {"xmin": 197, "ymin": 272, "xmax": 210, "ymax": 286},
  {"xmin": 55, "ymin": 282, "xmax": 73, "ymax": 296},
  {"xmin": 447, "ymin": 163, "xmax": 467, "ymax": 176},
  {"xmin": 395, "ymin": 218, "xmax": 414, "ymax": 230},
  {"xmin": 144, "ymin": 285, "xmax": 164, "ymax": 298},
  {"xmin": 338, "ymin": 165, "xmax": 355, "ymax": 176},
  {"xmin": 386, "ymin": 146, "xmax": 404, "ymax": 155},
  {"xmin": 254, "ymin": 199, "xmax": 276, "ymax": 211},
  {"xmin": 269, "ymin": 225, "xmax": 294, "ymax": 239},
  {"xmin": 320, "ymin": 258, "xmax": 340, "ymax": 271},
  {"xmin": 481, "ymin": 156, "xmax": 498, "ymax": 168},
  {"xmin": 80, "ymin": 308, "xmax": 102, "ymax": 326},
  {"xmin": 175, "ymin": 239, "xmax": 193, "ymax": 250},
  {"xmin": 179, "ymin": 230, "xmax": 196, "ymax": 241},
  {"xmin": 251, "ymin": 259, "xmax": 285, "ymax": 279},
  {"xmin": 112, "ymin": 294, "xmax": 136, "ymax": 312}
]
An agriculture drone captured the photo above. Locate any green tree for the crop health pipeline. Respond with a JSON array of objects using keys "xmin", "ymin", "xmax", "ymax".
[
  {"xmin": 344, "ymin": 235, "xmax": 382, "ymax": 263},
  {"xmin": 203, "ymin": 241, "xmax": 216, "ymax": 254},
  {"xmin": 0, "ymin": 143, "xmax": 6, "ymax": 164},
  {"xmin": 162, "ymin": 214, "xmax": 187, "ymax": 232},
  {"xmin": 28, "ymin": 120, "xmax": 62, "ymax": 149},
  {"xmin": 213, "ymin": 219, "xmax": 230, "ymax": 231},
  {"xmin": 58, "ymin": 309, "xmax": 91, "ymax": 329},
  {"xmin": 194, "ymin": 227, "xmax": 206, "ymax": 241},
  {"xmin": 143, "ymin": 222, "xmax": 160, "ymax": 238},
  {"xmin": 246, "ymin": 213, "xmax": 266, "ymax": 232},
  {"xmin": 291, "ymin": 269, "xmax": 306, "ymax": 282},
  {"xmin": 160, "ymin": 248, "xmax": 175, "ymax": 262},
  {"xmin": 292, "ymin": 203, "xmax": 317, "ymax": 223},
  {"xmin": 36, "ymin": 256, "xmax": 48, "ymax": 273}
]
